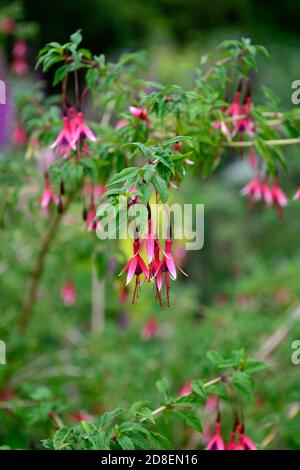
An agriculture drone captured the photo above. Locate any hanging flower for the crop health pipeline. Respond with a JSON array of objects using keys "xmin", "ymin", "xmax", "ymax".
[
  {"xmin": 293, "ymin": 188, "xmax": 300, "ymax": 201},
  {"xmin": 206, "ymin": 421, "xmax": 225, "ymax": 450},
  {"xmin": 86, "ymin": 201, "xmax": 99, "ymax": 232},
  {"xmin": 60, "ymin": 281, "xmax": 76, "ymax": 307},
  {"xmin": 50, "ymin": 116, "xmax": 76, "ymax": 155},
  {"xmin": 129, "ymin": 106, "xmax": 150, "ymax": 124},
  {"xmin": 71, "ymin": 111, "xmax": 96, "ymax": 146},
  {"xmin": 12, "ymin": 123, "xmax": 27, "ymax": 146},
  {"xmin": 141, "ymin": 318, "xmax": 159, "ymax": 340},
  {"xmin": 40, "ymin": 176, "xmax": 59, "ymax": 211},
  {"xmin": 153, "ymin": 238, "xmax": 177, "ymax": 307},
  {"xmin": 179, "ymin": 381, "xmax": 192, "ymax": 397},
  {"xmin": 119, "ymin": 239, "xmax": 150, "ymax": 303},
  {"xmin": 271, "ymin": 179, "xmax": 288, "ymax": 214},
  {"xmin": 236, "ymin": 423, "xmax": 256, "ymax": 450}
]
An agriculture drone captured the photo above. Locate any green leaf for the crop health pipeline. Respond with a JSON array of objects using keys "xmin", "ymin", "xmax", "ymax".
[
  {"xmin": 53, "ymin": 64, "xmax": 71, "ymax": 86},
  {"xmin": 231, "ymin": 371, "xmax": 254, "ymax": 400},
  {"xmin": 108, "ymin": 167, "xmax": 140, "ymax": 186},
  {"xmin": 70, "ymin": 30, "xmax": 82, "ymax": 47},
  {"xmin": 117, "ymin": 436, "xmax": 135, "ymax": 450},
  {"xmin": 206, "ymin": 350, "xmax": 224, "ymax": 366},
  {"xmin": 156, "ymin": 377, "xmax": 169, "ymax": 399},
  {"xmin": 175, "ymin": 410, "xmax": 202, "ymax": 433},
  {"xmin": 153, "ymin": 174, "xmax": 169, "ymax": 203},
  {"xmin": 191, "ymin": 380, "xmax": 208, "ymax": 399},
  {"xmin": 53, "ymin": 427, "xmax": 71, "ymax": 450},
  {"xmin": 99, "ymin": 408, "xmax": 126, "ymax": 428}
]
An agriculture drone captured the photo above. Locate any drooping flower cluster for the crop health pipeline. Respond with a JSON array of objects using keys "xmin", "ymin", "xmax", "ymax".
[
  {"xmin": 206, "ymin": 417, "xmax": 256, "ymax": 451},
  {"xmin": 119, "ymin": 218, "xmax": 181, "ymax": 307},
  {"xmin": 51, "ymin": 107, "xmax": 96, "ymax": 157},
  {"xmin": 242, "ymin": 173, "xmax": 288, "ymax": 217},
  {"xmin": 214, "ymin": 80, "xmax": 255, "ymax": 140}
]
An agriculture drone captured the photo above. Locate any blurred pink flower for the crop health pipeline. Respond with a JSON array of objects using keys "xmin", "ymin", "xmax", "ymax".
[
  {"xmin": 179, "ymin": 381, "xmax": 192, "ymax": 397},
  {"xmin": 129, "ymin": 106, "xmax": 150, "ymax": 124},
  {"xmin": 60, "ymin": 281, "xmax": 76, "ymax": 307},
  {"xmin": 40, "ymin": 176, "xmax": 59, "ymax": 211},
  {"xmin": 141, "ymin": 318, "xmax": 159, "ymax": 340}
]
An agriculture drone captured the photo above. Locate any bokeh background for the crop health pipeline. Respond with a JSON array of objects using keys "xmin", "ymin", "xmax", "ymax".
[{"xmin": 1, "ymin": 0, "xmax": 300, "ymax": 450}]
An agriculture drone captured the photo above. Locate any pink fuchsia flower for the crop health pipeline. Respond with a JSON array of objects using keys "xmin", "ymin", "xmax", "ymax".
[
  {"xmin": 184, "ymin": 158, "xmax": 194, "ymax": 165},
  {"xmin": 141, "ymin": 318, "xmax": 159, "ymax": 340},
  {"xmin": 237, "ymin": 423, "xmax": 256, "ymax": 450},
  {"xmin": 50, "ymin": 116, "xmax": 76, "ymax": 155},
  {"xmin": 179, "ymin": 381, "xmax": 192, "ymax": 397},
  {"xmin": 173, "ymin": 141, "xmax": 181, "ymax": 152},
  {"xmin": 12, "ymin": 39, "xmax": 27, "ymax": 58},
  {"xmin": 293, "ymin": 188, "xmax": 300, "ymax": 201},
  {"xmin": 232, "ymin": 96, "xmax": 255, "ymax": 137},
  {"xmin": 120, "ymin": 239, "xmax": 150, "ymax": 303},
  {"xmin": 241, "ymin": 174, "xmax": 274, "ymax": 207},
  {"xmin": 60, "ymin": 281, "xmax": 76, "ymax": 307},
  {"xmin": 204, "ymin": 395, "xmax": 219, "ymax": 413},
  {"xmin": 213, "ymin": 119, "xmax": 231, "ymax": 139},
  {"xmin": 129, "ymin": 106, "xmax": 150, "ymax": 124},
  {"xmin": 71, "ymin": 111, "xmax": 96, "ymax": 146},
  {"xmin": 206, "ymin": 421, "xmax": 225, "ymax": 450},
  {"xmin": 12, "ymin": 123, "xmax": 27, "ymax": 146},
  {"xmin": 40, "ymin": 176, "xmax": 59, "ymax": 211},
  {"xmin": 86, "ymin": 201, "xmax": 99, "ymax": 232},
  {"xmin": 115, "ymin": 119, "xmax": 129, "ymax": 130},
  {"xmin": 145, "ymin": 219, "xmax": 164, "ymax": 263},
  {"xmin": 11, "ymin": 58, "xmax": 29, "ymax": 76},
  {"xmin": 154, "ymin": 238, "xmax": 177, "ymax": 307},
  {"xmin": 150, "ymin": 242, "xmax": 163, "ymax": 308},
  {"xmin": 271, "ymin": 179, "xmax": 288, "ymax": 210},
  {"xmin": 248, "ymin": 148, "xmax": 257, "ymax": 169},
  {"xmin": 0, "ymin": 18, "xmax": 16, "ymax": 34},
  {"xmin": 69, "ymin": 411, "xmax": 93, "ymax": 422},
  {"xmin": 226, "ymin": 91, "xmax": 242, "ymax": 120}
]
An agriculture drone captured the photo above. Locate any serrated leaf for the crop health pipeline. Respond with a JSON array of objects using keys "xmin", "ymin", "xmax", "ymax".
[
  {"xmin": 153, "ymin": 174, "xmax": 169, "ymax": 203},
  {"xmin": 175, "ymin": 410, "xmax": 202, "ymax": 433},
  {"xmin": 108, "ymin": 167, "xmax": 140, "ymax": 186},
  {"xmin": 53, "ymin": 427, "xmax": 71, "ymax": 450}
]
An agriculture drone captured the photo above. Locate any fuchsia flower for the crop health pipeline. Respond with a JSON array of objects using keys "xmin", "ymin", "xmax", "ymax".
[
  {"xmin": 248, "ymin": 148, "xmax": 257, "ymax": 169},
  {"xmin": 271, "ymin": 179, "xmax": 288, "ymax": 212},
  {"xmin": 60, "ymin": 281, "xmax": 76, "ymax": 307},
  {"xmin": 71, "ymin": 111, "xmax": 96, "ymax": 146},
  {"xmin": 115, "ymin": 119, "xmax": 129, "ymax": 130},
  {"xmin": 50, "ymin": 116, "xmax": 76, "ymax": 154},
  {"xmin": 153, "ymin": 238, "xmax": 177, "ymax": 307},
  {"xmin": 213, "ymin": 119, "xmax": 231, "ymax": 139},
  {"xmin": 11, "ymin": 39, "xmax": 29, "ymax": 76},
  {"xmin": 0, "ymin": 17, "xmax": 16, "ymax": 34},
  {"xmin": 179, "ymin": 381, "xmax": 192, "ymax": 397},
  {"xmin": 40, "ymin": 176, "xmax": 59, "ymax": 211},
  {"xmin": 232, "ymin": 96, "xmax": 255, "ymax": 137},
  {"xmin": 206, "ymin": 421, "xmax": 225, "ymax": 450},
  {"xmin": 129, "ymin": 106, "xmax": 150, "ymax": 124},
  {"xmin": 11, "ymin": 57, "xmax": 29, "ymax": 76},
  {"xmin": 238, "ymin": 424, "xmax": 256, "ymax": 450},
  {"xmin": 241, "ymin": 173, "xmax": 272, "ymax": 206},
  {"xmin": 141, "ymin": 318, "xmax": 159, "ymax": 340},
  {"xmin": 226, "ymin": 91, "xmax": 242, "ymax": 120},
  {"xmin": 293, "ymin": 188, "xmax": 300, "ymax": 201},
  {"xmin": 205, "ymin": 395, "xmax": 219, "ymax": 412},
  {"xmin": 12, "ymin": 123, "xmax": 27, "ymax": 146},
  {"xmin": 120, "ymin": 239, "xmax": 150, "ymax": 303},
  {"xmin": 51, "ymin": 109, "xmax": 96, "ymax": 155},
  {"xmin": 69, "ymin": 411, "xmax": 93, "ymax": 422},
  {"xmin": 86, "ymin": 201, "xmax": 99, "ymax": 232}
]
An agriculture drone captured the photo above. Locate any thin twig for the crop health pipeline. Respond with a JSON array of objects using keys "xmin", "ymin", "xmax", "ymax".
[{"xmin": 20, "ymin": 198, "xmax": 72, "ymax": 332}]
